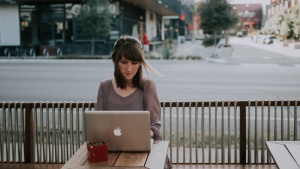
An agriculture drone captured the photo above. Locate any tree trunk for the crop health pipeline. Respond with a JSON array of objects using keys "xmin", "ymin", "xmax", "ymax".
[
  {"xmin": 213, "ymin": 30, "xmax": 217, "ymax": 46},
  {"xmin": 91, "ymin": 37, "xmax": 95, "ymax": 55}
]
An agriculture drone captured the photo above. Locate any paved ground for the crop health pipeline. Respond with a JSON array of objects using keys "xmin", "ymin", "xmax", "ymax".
[{"xmin": 170, "ymin": 36, "xmax": 300, "ymax": 60}]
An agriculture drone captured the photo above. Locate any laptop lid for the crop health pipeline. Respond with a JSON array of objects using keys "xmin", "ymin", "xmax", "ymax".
[{"xmin": 84, "ymin": 110, "xmax": 151, "ymax": 152}]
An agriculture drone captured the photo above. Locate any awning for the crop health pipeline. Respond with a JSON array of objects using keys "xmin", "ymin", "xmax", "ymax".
[{"xmin": 120, "ymin": 0, "xmax": 176, "ymax": 16}]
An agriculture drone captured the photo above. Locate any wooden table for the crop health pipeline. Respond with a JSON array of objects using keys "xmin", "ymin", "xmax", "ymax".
[
  {"xmin": 61, "ymin": 141, "xmax": 169, "ymax": 169},
  {"xmin": 266, "ymin": 141, "xmax": 300, "ymax": 169}
]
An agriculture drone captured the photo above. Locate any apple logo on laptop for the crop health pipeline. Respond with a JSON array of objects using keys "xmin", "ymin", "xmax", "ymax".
[{"xmin": 114, "ymin": 127, "xmax": 122, "ymax": 136}]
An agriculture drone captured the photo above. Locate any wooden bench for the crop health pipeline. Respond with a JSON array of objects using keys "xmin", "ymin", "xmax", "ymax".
[
  {"xmin": 266, "ymin": 141, "xmax": 300, "ymax": 169},
  {"xmin": 61, "ymin": 141, "xmax": 169, "ymax": 169},
  {"xmin": 0, "ymin": 163, "xmax": 63, "ymax": 169},
  {"xmin": 0, "ymin": 163, "xmax": 279, "ymax": 169}
]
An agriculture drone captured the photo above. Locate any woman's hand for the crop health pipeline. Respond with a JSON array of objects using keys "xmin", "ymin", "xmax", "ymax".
[{"xmin": 150, "ymin": 130, "xmax": 154, "ymax": 138}]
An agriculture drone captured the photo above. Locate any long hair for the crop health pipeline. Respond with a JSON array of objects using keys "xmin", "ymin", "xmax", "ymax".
[{"xmin": 111, "ymin": 36, "xmax": 162, "ymax": 90}]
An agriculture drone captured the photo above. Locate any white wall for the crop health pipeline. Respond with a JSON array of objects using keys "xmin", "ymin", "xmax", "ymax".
[
  {"xmin": 145, "ymin": 10, "xmax": 156, "ymax": 41},
  {"xmin": 0, "ymin": 4, "xmax": 20, "ymax": 46}
]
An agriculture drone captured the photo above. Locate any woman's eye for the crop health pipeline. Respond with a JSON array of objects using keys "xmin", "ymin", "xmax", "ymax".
[
  {"xmin": 120, "ymin": 60, "xmax": 127, "ymax": 64},
  {"xmin": 132, "ymin": 62, "xmax": 138, "ymax": 65}
]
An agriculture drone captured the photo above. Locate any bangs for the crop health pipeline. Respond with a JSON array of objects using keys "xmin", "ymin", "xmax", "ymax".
[{"xmin": 116, "ymin": 42, "xmax": 144, "ymax": 62}]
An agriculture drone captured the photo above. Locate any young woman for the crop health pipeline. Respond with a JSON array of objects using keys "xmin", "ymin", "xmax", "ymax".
[{"xmin": 95, "ymin": 36, "xmax": 172, "ymax": 168}]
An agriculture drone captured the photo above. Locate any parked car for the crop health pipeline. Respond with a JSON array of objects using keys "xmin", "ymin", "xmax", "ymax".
[
  {"xmin": 254, "ymin": 35, "xmax": 265, "ymax": 43},
  {"xmin": 263, "ymin": 35, "xmax": 276, "ymax": 44},
  {"xmin": 236, "ymin": 31, "xmax": 243, "ymax": 37}
]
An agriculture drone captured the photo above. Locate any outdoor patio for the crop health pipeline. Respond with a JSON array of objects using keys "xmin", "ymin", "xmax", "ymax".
[{"xmin": 1, "ymin": 100, "xmax": 298, "ymax": 169}]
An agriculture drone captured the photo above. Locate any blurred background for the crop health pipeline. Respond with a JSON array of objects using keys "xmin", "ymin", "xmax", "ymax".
[{"xmin": 1, "ymin": 0, "xmax": 299, "ymax": 57}]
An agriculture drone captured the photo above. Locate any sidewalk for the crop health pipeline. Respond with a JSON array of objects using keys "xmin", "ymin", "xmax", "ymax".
[
  {"xmin": 171, "ymin": 37, "xmax": 300, "ymax": 60},
  {"xmin": 172, "ymin": 40, "xmax": 205, "ymax": 59},
  {"xmin": 172, "ymin": 40, "xmax": 232, "ymax": 61},
  {"xmin": 228, "ymin": 37, "xmax": 300, "ymax": 58}
]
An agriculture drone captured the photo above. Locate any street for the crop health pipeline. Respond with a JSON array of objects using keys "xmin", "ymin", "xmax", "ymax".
[{"xmin": 1, "ymin": 41, "xmax": 300, "ymax": 102}]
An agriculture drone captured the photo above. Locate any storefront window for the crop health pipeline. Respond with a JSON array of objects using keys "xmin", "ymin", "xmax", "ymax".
[{"xmin": 20, "ymin": 3, "xmax": 79, "ymax": 46}]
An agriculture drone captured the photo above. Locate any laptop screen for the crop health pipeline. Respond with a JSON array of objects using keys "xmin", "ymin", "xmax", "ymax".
[{"xmin": 84, "ymin": 110, "xmax": 151, "ymax": 152}]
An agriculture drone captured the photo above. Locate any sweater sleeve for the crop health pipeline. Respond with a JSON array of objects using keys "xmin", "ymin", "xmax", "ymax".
[
  {"xmin": 96, "ymin": 81, "xmax": 105, "ymax": 110},
  {"xmin": 144, "ymin": 80, "xmax": 162, "ymax": 141}
]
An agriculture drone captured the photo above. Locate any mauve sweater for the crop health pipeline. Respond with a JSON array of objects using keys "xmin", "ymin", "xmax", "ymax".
[{"xmin": 95, "ymin": 79, "xmax": 162, "ymax": 141}]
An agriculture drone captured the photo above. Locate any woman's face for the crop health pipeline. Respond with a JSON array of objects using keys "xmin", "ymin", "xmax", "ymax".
[{"xmin": 118, "ymin": 56, "xmax": 141, "ymax": 84}]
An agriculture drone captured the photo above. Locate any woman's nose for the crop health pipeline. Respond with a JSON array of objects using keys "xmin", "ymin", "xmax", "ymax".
[{"xmin": 126, "ymin": 64, "xmax": 132, "ymax": 71}]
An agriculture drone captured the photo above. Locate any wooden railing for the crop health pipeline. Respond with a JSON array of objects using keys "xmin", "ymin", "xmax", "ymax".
[{"xmin": 0, "ymin": 100, "xmax": 299, "ymax": 164}]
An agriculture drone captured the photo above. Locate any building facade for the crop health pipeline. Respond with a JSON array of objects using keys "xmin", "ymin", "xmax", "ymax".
[
  {"xmin": 232, "ymin": 3, "xmax": 263, "ymax": 35},
  {"xmin": 0, "ymin": 0, "xmax": 194, "ymax": 56},
  {"xmin": 268, "ymin": 0, "xmax": 299, "ymax": 16}
]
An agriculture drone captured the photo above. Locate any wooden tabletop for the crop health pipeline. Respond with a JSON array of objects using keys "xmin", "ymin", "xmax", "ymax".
[
  {"xmin": 266, "ymin": 141, "xmax": 300, "ymax": 169},
  {"xmin": 61, "ymin": 141, "xmax": 169, "ymax": 169}
]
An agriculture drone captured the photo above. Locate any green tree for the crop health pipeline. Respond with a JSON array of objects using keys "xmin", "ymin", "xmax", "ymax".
[
  {"xmin": 198, "ymin": 0, "xmax": 238, "ymax": 45},
  {"xmin": 261, "ymin": 14, "xmax": 278, "ymax": 35},
  {"xmin": 291, "ymin": 5, "xmax": 300, "ymax": 41},
  {"xmin": 262, "ymin": 5, "xmax": 300, "ymax": 41},
  {"xmin": 80, "ymin": 0, "xmax": 112, "ymax": 55}
]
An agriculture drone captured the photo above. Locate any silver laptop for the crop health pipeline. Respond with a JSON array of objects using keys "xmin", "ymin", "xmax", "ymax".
[{"xmin": 84, "ymin": 110, "xmax": 152, "ymax": 152}]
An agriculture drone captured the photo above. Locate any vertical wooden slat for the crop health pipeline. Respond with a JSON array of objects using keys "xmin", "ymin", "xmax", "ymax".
[
  {"xmin": 14, "ymin": 102, "xmax": 21, "ymax": 162},
  {"xmin": 188, "ymin": 101, "xmax": 192, "ymax": 164},
  {"xmin": 254, "ymin": 100, "xmax": 258, "ymax": 164},
  {"xmin": 182, "ymin": 102, "xmax": 185, "ymax": 163},
  {"xmin": 63, "ymin": 102, "xmax": 68, "ymax": 161},
  {"xmin": 274, "ymin": 100, "xmax": 277, "ymax": 141},
  {"xmin": 234, "ymin": 101, "xmax": 238, "ymax": 164},
  {"xmin": 24, "ymin": 103, "xmax": 34, "ymax": 163},
  {"xmin": 34, "ymin": 102, "xmax": 39, "ymax": 163},
  {"xmin": 221, "ymin": 101, "xmax": 224, "ymax": 164},
  {"xmin": 227, "ymin": 101, "xmax": 231, "ymax": 164},
  {"xmin": 1, "ymin": 102, "xmax": 5, "ymax": 162},
  {"xmin": 81, "ymin": 102, "xmax": 85, "ymax": 146},
  {"xmin": 239, "ymin": 101, "xmax": 247, "ymax": 164},
  {"xmin": 169, "ymin": 101, "xmax": 172, "ymax": 164},
  {"xmin": 287, "ymin": 101, "xmax": 290, "ymax": 141},
  {"xmin": 281, "ymin": 100, "xmax": 284, "ymax": 141},
  {"xmin": 8, "ymin": 102, "xmax": 12, "ymax": 162},
  {"xmin": 40, "ymin": 102, "xmax": 46, "ymax": 163},
  {"xmin": 208, "ymin": 101, "xmax": 211, "ymax": 164},
  {"xmin": 247, "ymin": 100, "xmax": 251, "ymax": 164},
  {"xmin": 88, "ymin": 102, "xmax": 92, "ymax": 110},
  {"xmin": 162, "ymin": 102, "xmax": 166, "ymax": 140},
  {"xmin": 201, "ymin": 101, "xmax": 205, "ymax": 164},
  {"xmin": 267, "ymin": 100, "xmax": 271, "ymax": 163},
  {"xmin": 46, "ymin": 102, "xmax": 50, "ymax": 163},
  {"xmin": 20, "ymin": 102, "xmax": 24, "ymax": 163},
  {"xmin": 215, "ymin": 101, "xmax": 218, "ymax": 164},
  {"xmin": 40, "ymin": 103, "xmax": 45, "ymax": 162},
  {"xmin": 261, "ymin": 100, "xmax": 265, "ymax": 164},
  {"xmin": 294, "ymin": 101, "xmax": 298, "ymax": 140},
  {"xmin": 12, "ymin": 102, "xmax": 17, "ymax": 162},
  {"xmin": 58, "ymin": 102, "xmax": 63, "ymax": 163},
  {"xmin": 76, "ymin": 102, "xmax": 80, "ymax": 150},
  {"xmin": 70, "ymin": 102, "xmax": 74, "ymax": 156},
  {"xmin": 194, "ymin": 102, "xmax": 198, "ymax": 164},
  {"xmin": 52, "ymin": 102, "xmax": 57, "ymax": 163},
  {"xmin": 176, "ymin": 102, "xmax": 179, "ymax": 164},
  {"xmin": 0, "ymin": 102, "xmax": 3, "ymax": 161}
]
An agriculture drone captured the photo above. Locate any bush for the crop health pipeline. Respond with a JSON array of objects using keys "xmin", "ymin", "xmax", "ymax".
[
  {"xmin": 202, "ymin": 36, "xmax": 223, "ymax": 47},
  {"xmin": 56, "ymin": 55, "xmax": 110, "ymax": 59},
  {"xmin": 162, "ymin": 45, "xmax": 171, "ymax": 59}
]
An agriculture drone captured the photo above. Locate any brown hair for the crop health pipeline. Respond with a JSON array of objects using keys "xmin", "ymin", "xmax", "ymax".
[{"xmin": 111, "ymin": 36, "xmax": 145, "ymax": 90}]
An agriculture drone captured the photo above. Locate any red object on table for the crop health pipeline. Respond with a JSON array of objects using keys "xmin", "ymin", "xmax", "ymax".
[{"xmin": 87, "ymin": 141, "xmax": 108, "ymax": 163}]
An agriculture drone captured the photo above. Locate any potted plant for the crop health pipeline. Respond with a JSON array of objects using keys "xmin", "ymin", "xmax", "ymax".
[{"xmin": 86, "ymin": 141, "xmax": 108, "ymax": 163}]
